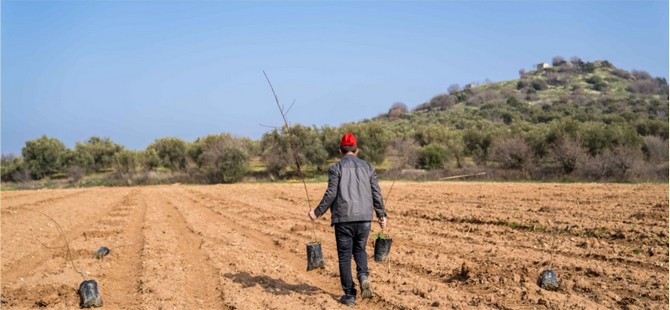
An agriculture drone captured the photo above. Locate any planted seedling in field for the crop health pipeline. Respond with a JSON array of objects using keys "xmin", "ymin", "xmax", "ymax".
[{"xmin": 34, "ymin": 210, "xmax": 103, "ymax": 308}]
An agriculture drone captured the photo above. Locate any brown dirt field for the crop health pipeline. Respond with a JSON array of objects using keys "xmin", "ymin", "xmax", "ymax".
[{"xmin": 1, "ymin": 182, "xmax": 667, "ymax": 309}]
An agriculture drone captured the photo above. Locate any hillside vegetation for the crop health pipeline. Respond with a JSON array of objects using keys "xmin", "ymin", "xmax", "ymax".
[{"xmin": 2, "ymin": 57, "xmax": 668, "ymax": 188}]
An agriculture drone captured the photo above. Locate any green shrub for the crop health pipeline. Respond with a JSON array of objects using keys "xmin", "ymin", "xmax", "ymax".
[
  {"xmin": 531, "ymin": 79, "xmax": 548, "ymax": 91},
  {"xmin": 72, "ymin": 136, "xmax": 124, "ymax": 172},
  {"xmin": 491, "ymin": 137, "xmax": 533, "ymax": 170},
  {"xmin": 189, "ymin": 134, "xmax": 252, "ymax": 183},
  {"xmin": 22, "ymin": 136, "xmax": 68, "ymax": 179},
  {"xmin": 147, "ymin": 137, "xmax": 189, "ymax": 171},
  {"xmin": 1, "ymin": 155, "xmax": 26, "ymax": 182},
  {"xmin": 341, "ymin": 122, "xmax": 390, "ymax": 165},
  {"xmin": 418, "ymin": 143, "xmax": 448, "ymax": 170}
]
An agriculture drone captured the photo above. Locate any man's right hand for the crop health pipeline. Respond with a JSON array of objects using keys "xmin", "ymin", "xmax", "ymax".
[{"xmin": 378, "ymin": 217, "xmax": 387, "ymax": 229}]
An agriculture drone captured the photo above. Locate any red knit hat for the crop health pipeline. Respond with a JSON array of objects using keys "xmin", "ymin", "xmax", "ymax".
[{"xmin": 340, "ymin": 133, "xmax": 357, "ymax": 147}]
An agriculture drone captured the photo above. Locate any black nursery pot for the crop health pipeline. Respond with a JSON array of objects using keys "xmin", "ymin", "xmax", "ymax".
[
  {"xmin": 306, "ymin": 242, "xmax": 325, "ymax": 271},
  {"xmin": 374, "ymin": 237, "xmax": 393, "ymax": 262},
  {"xmin": 537, "ymin": 269, "xmax": 559, "ymax": 291},
  {"xmin": 79, "ymin": 279, "xmax": 103, "ymax": 308},
  {"xmin": 94, "ymin": 247, "xmax": 110, "ymax": 259}
]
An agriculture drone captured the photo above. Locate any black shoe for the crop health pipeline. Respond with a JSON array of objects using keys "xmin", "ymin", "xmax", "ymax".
[
  {"xmin": 339, "ymin": 295, "xmax": 356, "ymax": 307},
  {"xmin": 360, "ymin": 275, "xmax": 373, "ymax": 299}
]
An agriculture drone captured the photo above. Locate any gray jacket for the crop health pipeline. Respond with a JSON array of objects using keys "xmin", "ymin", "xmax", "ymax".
[{"xmin": 314, "ymin": 154, "xmax": 386, "ymax": 225}]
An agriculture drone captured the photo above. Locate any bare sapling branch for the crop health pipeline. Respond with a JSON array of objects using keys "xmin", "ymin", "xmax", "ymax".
[
  {"xmin": 263, "ymin": 71, "xmax": 317, "ymax": 240},
  {"xmin": 34, "ymin": 210, "xmax": 86, "ymax": 280}
]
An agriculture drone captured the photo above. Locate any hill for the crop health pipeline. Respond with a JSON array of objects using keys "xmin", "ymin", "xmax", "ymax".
[{"xmin": 361, "ymin": 58, "xmax": 668, "ymax": 180}]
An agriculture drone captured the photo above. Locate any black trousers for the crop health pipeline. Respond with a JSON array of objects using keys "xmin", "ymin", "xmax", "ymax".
[{"xmin": 334, "ymin": 221, "xmax": 371, "ymax": 297}]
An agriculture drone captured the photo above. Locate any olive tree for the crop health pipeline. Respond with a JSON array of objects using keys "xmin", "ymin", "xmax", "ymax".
[
  {"xmin": 260, "ymin": 124, "xmax": 328, "ymax": 176},
  {"xmin": 22, "ymin": 136, "xmax": 68, "ymax": 179},
  {"xmin": 418, "ymin": 143, "xmax": 448, "ymax": 170},
  {"xmin": 1, "ymin": 155, "xmax": 27, "ymax": 182},
  {"xmin": 146, "ymin": 137, "xmax": 189, "ymax": 171},
  {"xmin": 192, "ymin": 134, "xmax": 250, "ymax": 183},
  {"xmin": 113, "ymin": 150, "xmax": 141, "ymax": 177},
  {"xmin": 72, "ymin": 136, "xmax": 124, "ymax": 172},
  {"xmin": 340, "ymin": 121, "xmax": 390, "ymax": 165}
]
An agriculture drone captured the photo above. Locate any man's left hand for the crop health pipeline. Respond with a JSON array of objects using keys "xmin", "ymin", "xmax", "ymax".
[{"xmin": 308, "ymin": 209, "xmax": 317, "ymax": 221}]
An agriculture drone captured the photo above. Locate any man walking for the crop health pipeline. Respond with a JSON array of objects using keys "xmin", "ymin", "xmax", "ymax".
[{"xmin": 309, "ymin": 132, "xmax": 388, "ymax": 307}]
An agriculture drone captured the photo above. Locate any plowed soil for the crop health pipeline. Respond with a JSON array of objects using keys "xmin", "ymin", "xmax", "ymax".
[{"xmin": 1, "ymin": 182, "xmax": 668, "ymax": 309}]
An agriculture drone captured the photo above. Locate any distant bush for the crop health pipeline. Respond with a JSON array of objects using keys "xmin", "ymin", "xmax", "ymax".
[
  {"xmin": 415, "ymin": 125, "xmax": 465, "ymax": 167},
  {"xmin": 417, "ymin": 143, "xmax": 448, "ymax": 170},
  {"xmin": 292, "ymin": 125, "xmax": 329, "ymax": 170},
  {"xmin": 552, "ymin": 137, "xmax": 587, "ymax": 174},
  {"xmin": 642, "ymin": 136, "xmax": 669, "ymax": 165},
  {"xmin": 388, "ymin": 137, "xmax": 420, "ymax": 168},
  {"xmin": 577, "ymin": 145, "xmax": 641, "ymax": 180},
  {"xmin": 583, "ymin": 62, "xmax": 596, "ymax": 73},
  {"xmin": 545, "ymin": 72, "xmax": 563, "ymax": 86},
  {"xmin": 516, "ymin": 80, "xmax": 529, "ymax": 90},
  {"xmin": 199, "ymin": 140, "xmax": 249, "ymax": 183},
  {"xmin": 585, "ymin": 75, "xmax": 608, "ymax": 91},
  {"xmin": 112, "ymin": 150, "xmax": 141, "ymax": 182},
  {"xmin": 388, "ymin": 102, "xmax": 409, "ymax": 119},
  {"xmin": 611, "ymin": 68, "xmax": 632, "ymax": 79},
  {"xmin": 578, "ymin": 121, "xmax": 641, "ymax": 156},
  {"xmin": 427, "ymin": 94, "xmax": 458, "ymax": 110},
  {"xmin": 531, "ymin": 79, "xmax": 548, "ymax": 91},
  {"xmin": 261, "ymin": 124, "xmax": 328, "ymax": 176},
  {"xmin": 491, "ymin": 137, "xmax": 533, "ymax": 170},
  {"xmin": 627, "ymin": 79, "xmax": 665, "ymax": 94},
  {"xmin": 260, "ymin": 130, "xmax": 291, "ymax": 177},
  {"xmin": 631, "ymin": 70, "xmax": 653, "ymax": 80},
  {"xmin": 570, "ymin": 56, "xmax": 584, "ymax": 67},
  {"xmin": 22, "ymin": 136, "xmax": 68, "ymax": 179},
  {"xmin": 1, "ymin": 155, "xmax": 25, "ymax": 182},
  {"xmin": 466, "ymin": 89, "xmax": 504, "ymax": 107},
  {"xmin": 142, "ymin": 148, "xmax": 160, "ymax": 171},
  {"xmin": 67, "ymin": 165, "xmax": 86, "ymax": 186},
  {"xmin": 72, "ymin": 136, "xmax": 124, "ymax": 172},
  {"xmin": 320, "ymin": 126, "xmax": 342, "ymax": 158},
  {"xmin": 463, "ymin": 124, "xmax": 496, "ymax": 165},
  {"xmin": 146, "ymin": 137, "xmax": 189, "ymax": 171},
  {"xmin": 415, "ymin": 124, "xmax": 448, "ymax": 146},
  {"xmin": 341, "ymin": 122, "xmax": 389, "ymax": 165},
  {"xmin": 552, "ymin": 56, "xmax": 567, "ymax": 67}
]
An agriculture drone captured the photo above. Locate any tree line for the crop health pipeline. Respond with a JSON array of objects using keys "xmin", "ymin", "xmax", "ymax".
[{"xmin": 2, "ymin": 117, "xmax": 667, "ymax": 185}]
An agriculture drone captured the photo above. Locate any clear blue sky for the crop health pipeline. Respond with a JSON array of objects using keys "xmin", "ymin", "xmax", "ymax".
[{"xmin": 2, "ymin": 0, "xmax": 668, "ymax": 155}]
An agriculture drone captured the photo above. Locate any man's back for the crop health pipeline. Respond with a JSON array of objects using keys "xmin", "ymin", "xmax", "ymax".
[{"xmin": 315, "ymin": 153, "xmax": 385, "ymax": 224}]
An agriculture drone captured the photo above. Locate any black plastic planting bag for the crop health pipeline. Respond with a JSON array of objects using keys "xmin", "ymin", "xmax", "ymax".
[
  {"xmin": 537, "ymin": 269, "xmax": 559, "ymax": 291},
  {"xmin": 306, "ymin": 242, "xmax": 325, "ymax": 271},
  {"xmin": 94, "ymin": 247, "xmax": 110, "ymax": 259},
  {"xmin": 374, "ymin": 238, "xmax": 393, "ymax": 262},
  {"xmin": 79, "ymin": 280, "xmax": 103, "ymax": 308}
]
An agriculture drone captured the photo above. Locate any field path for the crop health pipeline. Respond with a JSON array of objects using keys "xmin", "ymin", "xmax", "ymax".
[{"xmin": 1, "ymin": 182, "xmax": 667, "ymax": 309}]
